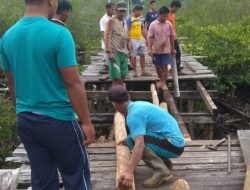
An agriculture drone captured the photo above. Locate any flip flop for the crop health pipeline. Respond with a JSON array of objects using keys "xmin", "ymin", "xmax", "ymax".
[{"xmin": 141, "ymin": 72, "xmax": 152, "ymax": 77}]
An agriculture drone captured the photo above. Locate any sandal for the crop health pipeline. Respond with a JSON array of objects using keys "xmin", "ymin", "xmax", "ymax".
[
  {"xmin": 133, "ymin": 73, "xmax": 139, "ymax": 78},
  {"xmin": 141, "ymin": 72, "xmax": 152, "ymax": 77}
]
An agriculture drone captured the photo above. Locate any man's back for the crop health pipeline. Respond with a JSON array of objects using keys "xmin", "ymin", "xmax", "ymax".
[
  {"xmin": 126, "ymin": 101, "xmax": 185, "ymax": 147},
  {"xmin": 0, "ymin": 17, "xmax": 77, "ymax": 120}
]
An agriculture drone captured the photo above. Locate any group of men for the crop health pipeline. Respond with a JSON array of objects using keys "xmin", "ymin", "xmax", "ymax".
[
  {"xmin": 0, "ymin": 0, "xmax": 185, "ymax": 189},
  {"xmin": 100, "ymin": 0, "xmax": 182, "ymax": 88}
]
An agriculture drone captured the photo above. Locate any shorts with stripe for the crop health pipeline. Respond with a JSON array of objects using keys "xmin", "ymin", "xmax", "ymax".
[
  {"xmin": 17, "ymin": 112, "xmax": 91, "ymax": 190},
  {"xmin": 126, "ymin": 131, "xmax": 184, "ymax": 158}
]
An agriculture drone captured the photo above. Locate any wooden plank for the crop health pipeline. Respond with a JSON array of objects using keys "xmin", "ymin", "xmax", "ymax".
[
  {"xmin": 114, "ymin": 112, "xmax": 135, "ymax": 190},
  {"xmin": 196, "ymin": 81, "xmax": 218, "ymax": 116},
  {"xmin": 86, "ymin": 90, "xmax": 218, "ymax": 100},
  {"xmin": 162, "ymin": 88, "xmax": 191, "ymax": 140},
  {"xmin": 87, "ymin": 91, "xmax": 151, "ymax": 100},
  {"xmin": 238, "ymin": 130, "xmax": 250, "ymax": 190}
]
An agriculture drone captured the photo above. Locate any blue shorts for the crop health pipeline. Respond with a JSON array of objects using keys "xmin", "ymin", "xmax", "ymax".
[
  {"xmin": 152, "ymin": 54, "xmax": 172, "ymax": 65},
  {"xmin": 17, "ymin": 112, "xmax": 91, "ymax": 190}
]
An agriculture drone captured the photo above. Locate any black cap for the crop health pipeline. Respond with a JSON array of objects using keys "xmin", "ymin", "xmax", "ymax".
[
  {"xmin": 133, "ymin": 4, "xmax": 143, "ymax": 11},
  {"xmin": 108, "ymin": 85, "xmax": 129, "ymax": 103}
]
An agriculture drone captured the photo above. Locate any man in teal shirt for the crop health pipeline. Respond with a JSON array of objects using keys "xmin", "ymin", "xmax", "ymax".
[
  {"xmin": 0, "ymin": 0, "xmax": 95, "ymax": 189},
  {"xmin": 108, "ymin": 85, "xmax": 185, "ymax": 189}
]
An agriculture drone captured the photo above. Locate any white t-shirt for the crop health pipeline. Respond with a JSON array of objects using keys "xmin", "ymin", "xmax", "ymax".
[{"xmin": 100, "ymin": 13, "xmax": 112, "ymax": 50}]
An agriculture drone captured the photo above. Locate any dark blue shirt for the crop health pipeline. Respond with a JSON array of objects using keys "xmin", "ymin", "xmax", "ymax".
[{"xmin": 145, "ymin": 10, "xmax": 159, "ymax": 29}]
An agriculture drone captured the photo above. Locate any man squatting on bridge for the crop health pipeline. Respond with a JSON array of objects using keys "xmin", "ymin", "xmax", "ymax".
[
  {"xmin": 0, "ymin": 0, "xmax": 95, "ymax": 189},
  {"xmin": 105, "ymin": 2, "xmax": 130, "ymax": 87},
  {"xmin": 108, "ymin": 85, "xmax": 185, "ymax": 188}
]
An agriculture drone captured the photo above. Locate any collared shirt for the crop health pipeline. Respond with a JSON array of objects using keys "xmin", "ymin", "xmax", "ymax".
[
  {"xmin": 51, "ymin": 18, "xmax": 65, "ymax": 26},
  {"xmin": 126, "ymin": 101, "xmax": 185, "ymax": 147},
  {"xmin": 148, "ymin": 19, "xmax": 175, "ymax": 54},
  {"xmin": 105, "ymin": 17, "xmax": 129, "ymax": 54},
  {"xmin": 100, "ymin": 13, "xmax": 113, "ymax": 49}
]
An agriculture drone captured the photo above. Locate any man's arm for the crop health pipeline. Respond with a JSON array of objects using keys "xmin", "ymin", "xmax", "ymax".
[
  {"xmin": 5, "ymin": 72, "xmax": 15, "ymax": 105},
  {"xmin": 60, "ymin": 67, "xmax": 95, "ymax": 145},
  {"xmin": 147, "ymin": 24, "xmax": 154, "ymax": 56},
  {"xmin": 119, "ymin": 135, "xmax": 145, "ymax": 187}
]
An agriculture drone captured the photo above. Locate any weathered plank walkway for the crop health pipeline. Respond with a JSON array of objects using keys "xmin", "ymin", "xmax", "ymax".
[
  {"xmin": 5, "ymin": 140, "xmax": 245, "ymax": 190},
  {"xmin": 81, "ymin": 52, "xmax": 217, "ymax": 84}
]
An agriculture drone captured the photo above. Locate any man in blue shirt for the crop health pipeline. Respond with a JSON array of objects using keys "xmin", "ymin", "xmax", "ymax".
[
  {"xmin": 145, "ymin": 0, "xmax": 159, "ymax": 31},
  {"xmin": 108, "ymin": 85, "xmax": 185, "ymax": 189},
  {"xmin": 0, "ymin": 0, "xmax": 95, "ymax": 189}
]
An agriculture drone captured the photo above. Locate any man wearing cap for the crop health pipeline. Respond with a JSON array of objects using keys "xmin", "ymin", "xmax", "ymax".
[
  {"xmin": 105, "ymin": 2, "xmax": 130, "ymax": 86},
  {"xmin": 108, "ymin": 85, "xmax": 185, "ymax": 188}
]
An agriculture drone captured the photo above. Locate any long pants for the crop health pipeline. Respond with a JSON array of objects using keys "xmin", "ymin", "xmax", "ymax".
[
  {"xmin": 17, "ymin": 112, "xmax": 91, "ymax": 190},
  {"xmin": 175, "ymin": 39, "xmax": 181, "ymax": 71}
]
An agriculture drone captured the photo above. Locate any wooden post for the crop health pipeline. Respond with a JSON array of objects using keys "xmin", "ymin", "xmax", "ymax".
[
  {"xmin": 196, "ymin": 81, "xmax": 217, "ymax": 116},
  {"xmin": 172, "ymin": 57, "xmax": 180, "ymax": 97},
  {"xmin": 162, "ymin": 88, "xmax": 191, "ymax": 141},
  {"xmin": 187, "ymin": 100, "xmax": 195, "ymax": 139},
  {"xmin": 114, "ymin": 112, "xmax": 135, "ymax": 190}
]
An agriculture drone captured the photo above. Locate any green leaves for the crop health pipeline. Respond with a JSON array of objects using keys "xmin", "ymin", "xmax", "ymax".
[{"xmin": 180, "ymin": 17, "xmax": 250, "ymax": 94}]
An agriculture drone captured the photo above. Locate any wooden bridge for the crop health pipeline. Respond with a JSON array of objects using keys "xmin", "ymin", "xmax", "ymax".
[{"xmin": 1, "ymin": 52, "xmax": 249, "ymax": 190}]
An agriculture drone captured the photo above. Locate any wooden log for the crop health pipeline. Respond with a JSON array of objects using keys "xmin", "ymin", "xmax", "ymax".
[
  {"xmin": 196, "ymin": 81, "xmax": 218, "ymax": 116},
  {"xmin": 150, "ymin": 84, "xmax": 159, "ymax": 106},
  {"xmin": 114, "ymin": 112, "xmax": 135, "ymax": 190},
  {"xmin": 162, "ymin": 88, "xmax": 191, "ymax": 141},
  {"xmin": 215, "ymin": 100, "xmax": 250, "ymax": 121}
]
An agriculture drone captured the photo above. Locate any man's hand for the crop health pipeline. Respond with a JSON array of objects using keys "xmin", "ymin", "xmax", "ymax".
[
  {"xmin": 117, "ymin": 138, "xmax": 127, "ymax": 146},
  {"xmin": 148, "ymin": 50, "xmax": 153, "ymax": 57},
  {"xmin": 118, "ymin": 171, "xmax": 134, "ymax": 188},
  {"xmin": 81, "ymin": 123, "xmax": 95, "ymax": 145},
  {"xmin": 107, "ymin": 52, "xmax": 116, "ymax": 63},
  {"xmin": 171, "ymin": 49, "xmax": 176, "ymax": 55}
]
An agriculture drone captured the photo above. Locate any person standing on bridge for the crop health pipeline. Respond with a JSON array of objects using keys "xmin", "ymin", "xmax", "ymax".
[
  {"xmin": 51, "ymin": 0, "xmax": 72, "ymax": 26},
  {"xmin": 105, "ymin": 2, "xmax": 130, "ymax": 86},
  {"xmin": 145, "ymin": 0, "xmax": 159, "ymax": 33},
  {"xmin": 108, "ymin": 85, "xmax": 185, "ymax": 189},
  {"xmin": 148, "ymin": 6, "xmax": 176, "ymax": 89},
  {"xmin": 0, "ymin": 0, "xmax": 95, "ymax": 189},
  {"xmin": 126, "ymin": 5, "xmax": 151, "ymax": 78},
  {"xmin": 100, "ymin": 2, "xmax": 116, "ymax": 75},
  {"xmin": 167, "ymin": 0, "xmax": 182, "ymax": 72}
]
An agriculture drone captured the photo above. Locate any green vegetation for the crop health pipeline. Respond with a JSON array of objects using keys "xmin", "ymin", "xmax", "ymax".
[
  {"xmin": 174, "ymin": 0, "xmax": 250, "ymax": 93},
  {"xmin": 0, "ymin": 96, "xmax": 17, "ymax": 168}
]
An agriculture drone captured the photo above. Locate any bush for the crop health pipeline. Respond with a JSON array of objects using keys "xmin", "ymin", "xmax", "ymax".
[
  {"xmin": 180, "ymin": 17, "xmax": 250, "ymax": 93},
  {"xmin": 0, "ymin": 96, "xmax": 17, "ymax": 168}
]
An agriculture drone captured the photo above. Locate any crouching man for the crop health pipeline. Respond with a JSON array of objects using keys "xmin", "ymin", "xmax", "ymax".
[{"xmin": 108, "ymin": 85, "xmax": 185, "ymax": 188}]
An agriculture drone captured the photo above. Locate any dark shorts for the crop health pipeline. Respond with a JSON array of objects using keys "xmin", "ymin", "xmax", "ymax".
[
  {"xmin": 152, "ymin": 54, "xmax": 172, "ymax": 66},
  {"xmin": 126, "ymin": 131, "xmax": 184, "ymax": 159},
  {"xmin": 17, "ymin": 112, "xmax": 91, "ymax": 190}
]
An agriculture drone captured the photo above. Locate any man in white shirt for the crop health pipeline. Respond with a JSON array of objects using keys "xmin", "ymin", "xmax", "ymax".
[{"xmin": 99, "ymin": 3, "xmax": 115, "ymax": 75}]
